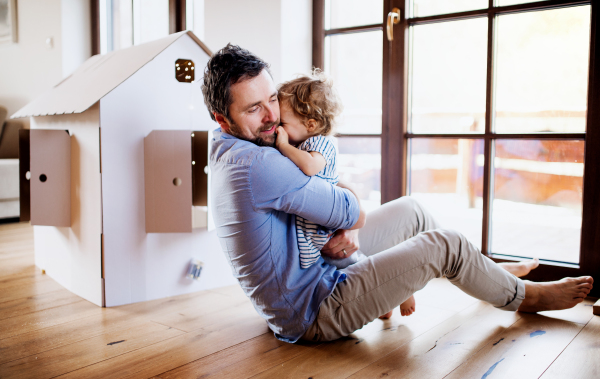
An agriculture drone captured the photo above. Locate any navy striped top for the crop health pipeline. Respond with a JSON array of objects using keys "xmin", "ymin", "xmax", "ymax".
[{"xmin": 296, "ymin": 136, "xmax": 339, "ymax": 268}]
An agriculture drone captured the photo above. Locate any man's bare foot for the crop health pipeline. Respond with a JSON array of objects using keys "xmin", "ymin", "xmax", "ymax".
[
  {"xmin": 400, "ymin": 295, "xmax": 416, "ymax": 316},
  {"xmin": 499, "ymin": 258, "xmax": 539, "ymax": 278},
  {"xmin": 518, "ymin": 276, "xmax": 593, "ymax": 313},
  {"xmin": 379, "ymin": 309, "xmax": 393, "ymax": 319}
]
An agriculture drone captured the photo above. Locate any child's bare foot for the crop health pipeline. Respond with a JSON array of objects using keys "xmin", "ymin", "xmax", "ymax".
[
  {"xmin": 400, "ymin": 295, "xmax": 416, "ymax": 316},
  {"xmin": 518, "ymin": 276, "xmax": 593, "ymax": 313},
  {"xmin": 499, "ymin": 258, "xmax": 539, "ymax": 278},
  {"xmin": 378, "ymin": 310, "xmax": 394, "ymax": 319}
]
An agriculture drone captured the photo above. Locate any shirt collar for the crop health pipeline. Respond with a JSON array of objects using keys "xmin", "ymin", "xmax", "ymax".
[{"xmin": 213, "ymin": 127, "xmax": 238, "ymax": 141}]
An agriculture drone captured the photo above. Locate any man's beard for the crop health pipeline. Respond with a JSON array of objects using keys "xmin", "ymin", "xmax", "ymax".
[{"xmin": 229, "ymin": 120, "xmax": 278, "ymax": 148}]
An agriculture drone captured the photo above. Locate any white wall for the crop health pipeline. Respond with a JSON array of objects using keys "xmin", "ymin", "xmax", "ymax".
[
  {"xmin": 203, "ymin": 0, "xmax": 312, "ymax": 85},
  {"xmin": 0, "ymin": 0, "xmax": 91, "ymax": 120}
]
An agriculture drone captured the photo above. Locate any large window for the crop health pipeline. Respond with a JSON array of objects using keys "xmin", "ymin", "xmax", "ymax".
[
  {"xmin": 318, "ymin": 0, "xmax": 385, "ymax": 213},
  {"xmin": 315, "ymin": 0, "xmax": 600, "ymax": 291}
]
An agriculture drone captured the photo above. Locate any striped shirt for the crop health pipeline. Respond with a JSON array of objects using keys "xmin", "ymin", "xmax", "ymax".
[{"xmin": 296, "ymin": 136, "xmax": 339, "ymax": 268}]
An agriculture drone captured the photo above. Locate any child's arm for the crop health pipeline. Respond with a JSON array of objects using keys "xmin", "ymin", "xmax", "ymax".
[{"xmin": 276, "ymin": 126, "xmax": 326, "ymax": 176}]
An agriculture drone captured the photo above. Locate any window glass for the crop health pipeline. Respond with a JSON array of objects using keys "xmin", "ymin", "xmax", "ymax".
[
  {"xmin": 325, "ymin": 31, "xmax": 383, "ymax": 135},
  {"xmin": 112, "ymin": 0, "xmax": 134, "ymax": 51},
  {"xmin": 494, "ymin": 6, "xmax": 590, "ymax": 133},
  {"xmin": 409, "ymin": 138, "xmax": 485, "ymax": 248},
  {"xmin": 410, "ymin": 0, "xmax": 487, "ymax": 18},
  {"xmin": 137, "ymin": 0, "xmax": 169, "ymax": 44},
  {"xmin": 491, "ymin": 140, "xmax": 583, "ymax": 263},
  {"xmin": 410, "ymin": 18, "xmax": 487, "ymax": 133},
  {"xmin": 100, "ymin": 0, "xmax": 169, "ymax": 53},
  {"xmin": 337, "ymin": 137, "xmax": 381, "ymax": 213},
  {"xmin": 326, "ymin": 0, "xmax": 383, "ymax": 29}
]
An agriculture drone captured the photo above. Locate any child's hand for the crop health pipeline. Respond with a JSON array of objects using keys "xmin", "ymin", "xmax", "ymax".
[{"xmin": 276, "ymin": 126, "xmax": 289, "ymax": 148}]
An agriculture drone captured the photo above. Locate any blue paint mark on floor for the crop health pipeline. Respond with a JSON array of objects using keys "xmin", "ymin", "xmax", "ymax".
[
  {"xmin": 482, "ymin": 358, "xmax": 505, "ymax": 379},
  {"xmin": 530, "ymin": 330, "xmax": 546, "ymax": 338}
]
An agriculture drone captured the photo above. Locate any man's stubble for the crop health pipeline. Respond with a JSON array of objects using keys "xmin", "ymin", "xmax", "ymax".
[{"xmin": 228, "ymin": 120, "xmax": 279, "ymax": 148}]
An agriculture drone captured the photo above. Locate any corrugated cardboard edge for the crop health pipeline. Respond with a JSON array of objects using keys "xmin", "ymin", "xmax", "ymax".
[
  {"xmin": 186, "ymin": 31, "xmax": 213, "ymax": 57},
  {"xmin": 11, "ymin": 31, "xmax": 213, "ymax": 119}
]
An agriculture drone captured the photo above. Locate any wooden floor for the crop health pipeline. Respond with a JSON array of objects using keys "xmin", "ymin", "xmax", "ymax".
[{"xmin": 0, "ymin": 222, "xmax": 599, "ymax": 379}]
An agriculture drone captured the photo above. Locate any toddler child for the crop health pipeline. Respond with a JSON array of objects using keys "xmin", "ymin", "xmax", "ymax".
[{"xmin": 275, "ymin": 71, "xmax": 416, "ymax": 317}]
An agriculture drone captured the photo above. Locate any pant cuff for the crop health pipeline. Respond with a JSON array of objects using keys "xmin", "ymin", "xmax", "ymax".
[{"xmin": 496, "ymin": 277, "xmax": 526, "ymax": 311}]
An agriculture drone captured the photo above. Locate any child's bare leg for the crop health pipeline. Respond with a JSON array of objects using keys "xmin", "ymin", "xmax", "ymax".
[
  {"xmin": 379, "ymin": 295, "xmax": 417, "ymax": 319},
  {"xmin": 400, "ymin": 295, "xmax": 416, "ymax": 316},
  {"xmin": 378, "ymin": 309, "xmax": 394, "ymax": 319},
  {"xmin": 499, "ymin": 258, "xmax": 539, "ymax": 278}
]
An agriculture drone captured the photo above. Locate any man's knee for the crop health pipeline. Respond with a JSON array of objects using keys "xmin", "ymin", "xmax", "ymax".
[
  {"xmin": 398, "ymin": 195, "xmax": 420, "ymax": 209},
  {"xmin": 422, "ymin": 228, "xmax": 471, "ymax": 256},
  {"xmin": 386, "ymin": 196, "xmax": 422, "ymax": 216}
]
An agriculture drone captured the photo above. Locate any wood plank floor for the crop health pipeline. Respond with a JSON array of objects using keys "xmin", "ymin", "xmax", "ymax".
[{"xmin": 0, "ymin": 222, "xmax": 598, "ymax": 379}]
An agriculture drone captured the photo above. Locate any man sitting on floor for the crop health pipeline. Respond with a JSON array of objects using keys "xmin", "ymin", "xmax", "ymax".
[{"xmin": 201, "ymin": 44, "xmax": 593, "ymax": 343}]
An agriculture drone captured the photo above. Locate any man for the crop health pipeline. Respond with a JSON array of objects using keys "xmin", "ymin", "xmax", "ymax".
[{"xmin": 202, "ymin": 44, "xmax": 593, "ymax": 343}]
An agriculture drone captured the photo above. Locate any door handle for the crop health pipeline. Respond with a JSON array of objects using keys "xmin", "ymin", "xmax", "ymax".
[{"xmin": 387, "ymin": 7, "xmax": 401, "ymax": 41}]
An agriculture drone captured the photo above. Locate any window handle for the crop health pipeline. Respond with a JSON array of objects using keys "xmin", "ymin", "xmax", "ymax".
[{"xmin": 387, "ymin": 8, "xmax": 401, "ymax": 41}]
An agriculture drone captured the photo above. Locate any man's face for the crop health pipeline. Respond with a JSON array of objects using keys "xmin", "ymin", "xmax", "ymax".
[{"xmin": 214, "ymin": 69, "xmax": 280, "ymax": 147}]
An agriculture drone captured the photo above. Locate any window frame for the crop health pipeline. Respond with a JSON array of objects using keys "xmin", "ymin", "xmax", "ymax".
[
  {"xmin": 314, "ymin": 0, "xmax": 600, "ymax": 296},
  {"xmin": 90, "ymin": 0, "xmax": 186, "ymax": 56}
]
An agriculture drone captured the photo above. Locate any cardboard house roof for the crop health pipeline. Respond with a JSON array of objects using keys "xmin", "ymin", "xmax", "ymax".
[{"xmin": 11, "ymin": 31, "xmax": 211, "ymax": 119}]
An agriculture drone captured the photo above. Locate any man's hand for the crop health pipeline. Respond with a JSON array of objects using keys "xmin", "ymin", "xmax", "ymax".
[
  {"xmin": 321, "ymin": 229, "xmax": 360, "ymax": 259},
  {"xmin": 276, "ymin": 126, "xmax": 289, "ymax": 148}
]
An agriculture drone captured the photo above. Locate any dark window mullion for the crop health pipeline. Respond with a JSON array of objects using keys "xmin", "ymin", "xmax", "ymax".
[
  {"xmin": 579, "ymin": 0, "xmax": 600, "ymax": 292},
  {"xmin": 313, "ymin": 0, "xmax": 326, "ymax": 69},
  {"xmin": 482, "ymin": 1, "xmax": 495, "ymax": 255}
]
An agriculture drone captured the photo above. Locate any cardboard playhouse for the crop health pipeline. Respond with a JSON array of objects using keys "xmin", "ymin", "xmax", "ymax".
[{"xmin": 11, "ymin": 31, "xmax": 236, "ymax": 307}]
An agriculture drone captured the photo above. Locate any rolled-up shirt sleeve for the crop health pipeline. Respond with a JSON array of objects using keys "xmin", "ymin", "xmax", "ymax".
[{"xmin": 249, "ymin": 147, "xmax": 359, "ymax": 231}]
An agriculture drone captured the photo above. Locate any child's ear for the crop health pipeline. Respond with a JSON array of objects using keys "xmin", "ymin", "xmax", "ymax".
[{"xmin": 306, "ymin": 119, "xmax": 319, "ymax": 133}]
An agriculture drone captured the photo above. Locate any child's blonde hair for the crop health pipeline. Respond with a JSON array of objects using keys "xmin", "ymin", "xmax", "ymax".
[{"xmin": 277, "ymin": 69, "xmax": 343, "ymax": 136}]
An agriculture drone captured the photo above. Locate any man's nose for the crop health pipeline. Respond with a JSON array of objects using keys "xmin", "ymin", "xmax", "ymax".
[{"xmin": 264, "ymin": 104, "xmax": 278, "ymax": 123}]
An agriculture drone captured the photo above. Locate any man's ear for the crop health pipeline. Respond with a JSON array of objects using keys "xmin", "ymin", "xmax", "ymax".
[
  {"xmin": 306, "ymin": 119, "xmax": 319, "ymax": 133},
  {"xmin": 214, "ymin": 113, "xmax": 231, "ymax": 132}
]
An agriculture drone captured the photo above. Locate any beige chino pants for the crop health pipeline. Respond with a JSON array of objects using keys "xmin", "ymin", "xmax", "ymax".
[{"xmin": 301, "ymin": 196, "xmax": 526, "ymax": 342}]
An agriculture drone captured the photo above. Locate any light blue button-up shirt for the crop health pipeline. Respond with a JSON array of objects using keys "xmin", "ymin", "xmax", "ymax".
[{"xmin": 210, "ymin": 128, "xmax": 360, "ymax": 342}]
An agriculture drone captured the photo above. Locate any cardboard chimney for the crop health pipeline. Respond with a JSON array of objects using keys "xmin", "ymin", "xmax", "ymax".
[{"xmin": 11, "ymin": 31, "xmax": 235, "ymax": 307}]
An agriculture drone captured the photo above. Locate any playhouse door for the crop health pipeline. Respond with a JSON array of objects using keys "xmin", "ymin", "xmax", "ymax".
[
  {"xmin": 144, "ymin": 130, "xmax": 192, "ymax": 233},
  {"xmin": 30, "ymin": 129, "xmax": 71, "ymax": 227}
]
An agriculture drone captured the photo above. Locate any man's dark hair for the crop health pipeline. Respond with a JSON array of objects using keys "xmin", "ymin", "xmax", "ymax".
[{"xmin": 202, "ymin": 44, "xmax": 270, "ymax": 122}]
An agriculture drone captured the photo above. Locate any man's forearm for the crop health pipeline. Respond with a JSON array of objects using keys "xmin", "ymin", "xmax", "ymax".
[{"xmin": 336, "ymin": 181, "xmax": 366, "ymax": 229}]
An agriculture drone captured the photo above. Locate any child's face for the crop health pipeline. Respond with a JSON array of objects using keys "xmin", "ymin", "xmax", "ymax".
[{"xmin": 279, "ymin": 102, "xmax": 312, "ymax": 145}]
